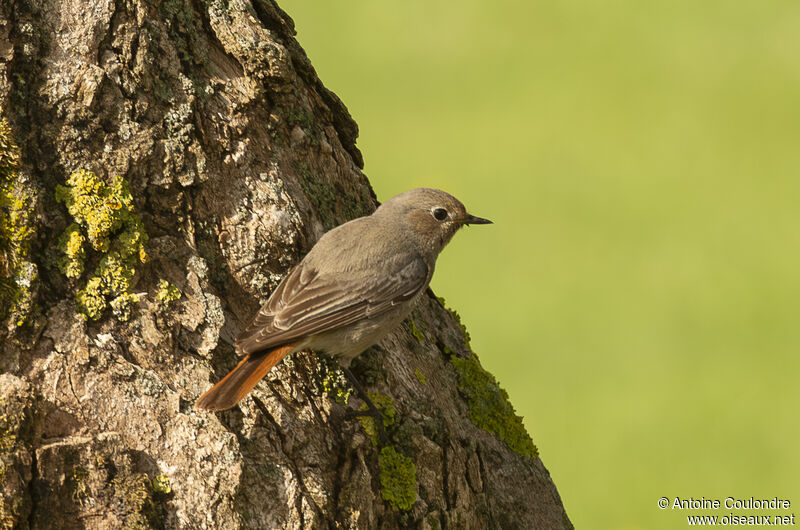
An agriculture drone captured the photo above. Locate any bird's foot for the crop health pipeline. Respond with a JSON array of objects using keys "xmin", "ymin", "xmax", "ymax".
[{"xmin": 341, "ymin": 366, "xmax": 389, "ymax": 445}]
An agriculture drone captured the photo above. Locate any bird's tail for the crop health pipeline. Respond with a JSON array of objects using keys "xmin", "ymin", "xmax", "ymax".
[{"xmin": 195, "ymin": 343, "xmax": 296, "ymax": 411}]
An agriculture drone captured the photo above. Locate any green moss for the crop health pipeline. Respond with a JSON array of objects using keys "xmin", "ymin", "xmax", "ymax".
[
  {"xmin": 435, "ymin": 296, "xmax": 537, "ymax": 458},
  {"xmin": 55, "ymin": 169, "xmax": 148, "ymax": 321},
  {"xmin": 413, "ymin": 369, "xmax": 427, "ymax": 385},
  {"xmin": 450, "ymin": 353, "xmax": 538, "ymax": 459},
  {"xmin": 156, "ymin": 279, "xmax": 181, "ymax": 305},
  {"xmin": 340, "ymin": 184, "xmax": 375, "ymax": 222},
  {"xmin": 408, "ymin": 319, "xmax": 425, "ymax": 342},
  {"xmin": 0, "ymin": 117, "xmax": 37, "ymax": 329},
  {"xmin": 355, "ymin": 393, "xmax": 419, "ymax": 511},
  {"xmin": 378, "ymin": 446, "xmax": 417, "ymax": 511},
  {"xmin": 295, "ymin": 160, "xmax": 337, "ymax": 230},
  {"xmin": 442, "ymin": 299, "xmax": 471, "ymax": 348},
  {"xmin": 286, "ymin": 106, "xmax": 316, "ymax": 132}
]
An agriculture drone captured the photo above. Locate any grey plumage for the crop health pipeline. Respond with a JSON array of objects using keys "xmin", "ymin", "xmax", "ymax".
[{"xmin": 196, "ymin": 187, "xmax": 491, "ymax": 410}]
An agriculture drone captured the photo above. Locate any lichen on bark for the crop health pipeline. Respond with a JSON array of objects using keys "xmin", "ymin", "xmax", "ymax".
[
  {"xmin": 0, "ymin": 117, "xmax": 36, "ymax": 331},
  {"xmin": 55, "ymin": 169, "xmax": 148, "ymax": 321}
]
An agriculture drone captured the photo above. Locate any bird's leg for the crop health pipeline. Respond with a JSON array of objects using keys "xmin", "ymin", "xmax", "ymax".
[{"xmin": 342, "ymin": 366, "xmax": 388, "ymax": 445}]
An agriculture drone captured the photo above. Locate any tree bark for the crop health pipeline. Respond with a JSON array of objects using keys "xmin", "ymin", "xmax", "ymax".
[{"xmin": 0, "ymin": 0, "xmax": 572, "ymax": 528}]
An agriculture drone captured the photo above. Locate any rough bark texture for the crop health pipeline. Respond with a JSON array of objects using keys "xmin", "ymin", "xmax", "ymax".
[{"xmin": 0, "ymin": 0, "xmax": 572, "ymax": 528}]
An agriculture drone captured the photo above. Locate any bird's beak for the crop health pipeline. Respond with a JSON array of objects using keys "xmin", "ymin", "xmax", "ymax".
[{"xmin": 463, "ymin": 213, "xmax": 492, "ymax": 225}]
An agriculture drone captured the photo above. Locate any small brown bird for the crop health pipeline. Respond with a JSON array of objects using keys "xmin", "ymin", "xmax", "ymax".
[{"xmin": 195, "ymin": 188, "xmax": 491, "ymax": 411}]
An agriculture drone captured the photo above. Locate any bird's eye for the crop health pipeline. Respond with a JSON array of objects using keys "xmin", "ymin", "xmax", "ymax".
[{"xmin": 432, "ymin": 208, "xmax": 448, "ymax": 221}]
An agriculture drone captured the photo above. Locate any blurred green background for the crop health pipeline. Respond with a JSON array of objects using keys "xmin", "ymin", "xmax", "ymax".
[{"xmin": 281, "ymin": 0, "xmax": 800, "ymax": 527}]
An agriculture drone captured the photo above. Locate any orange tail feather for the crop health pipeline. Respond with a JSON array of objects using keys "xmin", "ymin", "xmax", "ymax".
[{"xmin": 195, "ymin": 343, "xmax": 296, "ymax": 411}]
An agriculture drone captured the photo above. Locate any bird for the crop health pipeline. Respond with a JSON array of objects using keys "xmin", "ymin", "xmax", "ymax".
[{"xmin": 195, "ymin": 187, "xmax": 491, "ymax": 411}]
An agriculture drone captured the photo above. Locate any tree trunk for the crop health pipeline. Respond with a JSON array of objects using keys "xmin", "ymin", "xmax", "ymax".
[{"xmin": 0, "ymin": 0, "xmax": 572, "ymax": 528}]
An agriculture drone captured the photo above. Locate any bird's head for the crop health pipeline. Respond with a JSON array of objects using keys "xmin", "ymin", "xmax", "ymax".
[{"xmin": 375, "ymin": 188, "xmax": 492, "ymax": 256}]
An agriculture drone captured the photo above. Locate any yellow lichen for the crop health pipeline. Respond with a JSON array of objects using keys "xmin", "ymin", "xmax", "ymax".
[
  {"xmin": 152, "ymin": 475, "xmax": 171, "ymax": 495},
  {"xmin": 58, "ymin": 224, "xmax": 85, "ymax": 279},
  {"xmin": 0, "ymin": 117, "xmax": 37, "ymax": 330},
  {"xmin": 319, "ymin": 365, "xmax": 351, "ymax": 405},
  {"xmin": 75, "ymin": 277, "xmax": 107, "ymax": 320},
  {"xmin": 56, "ymin": 169, "xmax": 148, "ymax": 321},
  {"xmin": 110, "ymin": 293, "xmax": 139, "ymax": 322},
  {"xmin": 156, "ymin": 280, "xmax": 181, "ymax": 305}
]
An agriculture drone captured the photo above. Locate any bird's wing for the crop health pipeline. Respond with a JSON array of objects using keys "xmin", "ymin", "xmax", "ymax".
[{"xmin": 235, "ymin": 256, "xmax": 429, "ymax": 355}]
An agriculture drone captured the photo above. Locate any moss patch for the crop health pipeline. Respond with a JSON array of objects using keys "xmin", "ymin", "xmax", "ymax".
[
  {"xmin": 450, "ymin": 353, "xmax": 538, "ymax": 459},
  {"xmin": 413, "ymin": 369, "xmax": 427, "ymax": 385},
  {"xmin": 354, "ymin": 392, "xmax": 419, "ymax": 511},
  {"xmin": 0, "ymin": 118, "xmax": 37, "ymax": 330},
  {"xmin": 378, "ymin": 446, "xmax": 417, "ymax": 512},
  {"xmin": 435, "ymin": 296, "xmax": 538, "ymax": 459},
  {"xmin": 295, "ymin": 160, "xmax": 337, "ymax": 230},
  {"xmin": 408, "ymin": 319, "xmax": 425, "ymax": 342},
  {"xmin": 55, "ymin": 169, "xmax": 148, "ymax": 321},
  {"xmin": 438, "ymin": 296, "xmax": 471, "ymax": 348}
]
